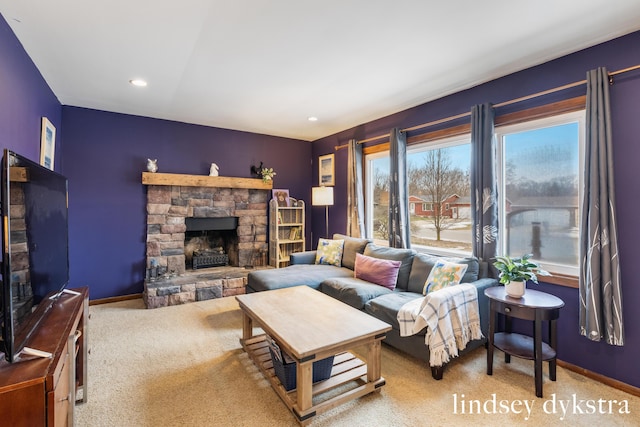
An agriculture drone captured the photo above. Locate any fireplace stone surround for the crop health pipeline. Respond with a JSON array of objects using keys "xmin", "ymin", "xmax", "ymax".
[{"xmin": 142, "ymin": 173, "xmax": 272, "ymax": 308}]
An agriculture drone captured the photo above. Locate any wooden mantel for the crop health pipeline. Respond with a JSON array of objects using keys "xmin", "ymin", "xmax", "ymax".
[{"xmin": 142, "ymin": 172, "xmax": 273, "ymax": 190}]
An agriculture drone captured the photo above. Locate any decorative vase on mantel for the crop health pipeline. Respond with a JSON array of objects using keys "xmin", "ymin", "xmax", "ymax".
[{"xmin": 505, "ymin": 280, "xmax": 526, "ymax": 298}]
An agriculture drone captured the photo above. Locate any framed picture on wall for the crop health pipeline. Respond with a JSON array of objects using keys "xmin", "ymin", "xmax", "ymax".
[
  {"xmin": 272, "ymin": 189, "xmax": 290, "ymax": 207},
  {"xmin": 319, "ymin": 153, "xmax": 334, "ymax": 186},
  {"xmin": 40, "ymin": 117, "xmax": 56, "ymax": 170}
]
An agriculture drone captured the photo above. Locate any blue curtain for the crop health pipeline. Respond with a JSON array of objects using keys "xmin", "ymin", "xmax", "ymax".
[
  {"xmin": 470, "ymin": 104, "xmax": 498, "ymax": 269},
  {"xmin": 580, "ymin": 67, "xmax": 624, "ymax": 346},
  {"xmin": 389, "ymin": 128, "xmax": 410, "ymax": 248},
  {"xmin": 347, "ymin": 139, "xmax": 366, "ymax": 238}
]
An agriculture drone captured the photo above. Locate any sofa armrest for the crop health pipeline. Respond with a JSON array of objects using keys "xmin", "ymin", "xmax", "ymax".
[
  {"xmin": 470, "ymin": 277, "xmax": 499, "ymax": 292},
  {"xmin": 468, "ymin": 277, "xmax": 499, "ymax": 337},
  {"xmin": 290, "ymin": 251, "xmax": 317, "ymax": 265}
]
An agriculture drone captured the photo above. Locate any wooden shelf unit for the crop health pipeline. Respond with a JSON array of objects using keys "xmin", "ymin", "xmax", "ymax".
[
  {"xmin": 270, "ymin": 199, "xmax": 305, "ymax": 268},
  {"xmin": 0, "ymin": 287, "xmax": 89, "ymax": 426}
]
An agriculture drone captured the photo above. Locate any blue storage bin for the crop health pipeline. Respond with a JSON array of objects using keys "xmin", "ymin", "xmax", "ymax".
[{"xmin": 268, "ymin": 346, "xmax": 334, "ymax": 391}]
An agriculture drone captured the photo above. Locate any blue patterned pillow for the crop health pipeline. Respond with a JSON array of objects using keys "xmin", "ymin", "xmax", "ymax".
[
  {"xmin": 422, "ymin": 260, "xmax": 468, "ymax": 295},
  {"xmin": 314, "ymin": 239, "xmax": 344, "ymax": 267}
]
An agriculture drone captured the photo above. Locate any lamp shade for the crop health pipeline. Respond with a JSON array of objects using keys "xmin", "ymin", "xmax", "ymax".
[{"xmin": 312, "ymin": 186, "xmax": 334, "ymax": 206}]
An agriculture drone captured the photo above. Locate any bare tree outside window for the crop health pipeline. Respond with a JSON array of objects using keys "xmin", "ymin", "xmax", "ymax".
[
  {"xmin": 366, "ymin": 141, "xmax": 472, "ymax": 252},
  {"xmin": 409, "ymin": 149, "xmax": 470, "ymax": 242}
]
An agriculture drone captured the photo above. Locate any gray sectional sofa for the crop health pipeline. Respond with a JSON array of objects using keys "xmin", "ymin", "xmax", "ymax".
[{"xmin": 247, "ymin": 233, "xmax": 498, "ymax": 379}]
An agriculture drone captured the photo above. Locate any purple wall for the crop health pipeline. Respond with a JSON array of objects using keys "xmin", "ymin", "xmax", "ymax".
[
  {"xmin": 0, "ymin": 15, "xmax": 61, "ymax": 167},
  {"xmin": 4, "ymin": 7, "xmax": 640, "ymax": 389},
  {"xmin": 61, "ymin": 107, "xmax": 311, "ymax": 299},
  {"xmin": 311, "ymin": 31, "xmax": 640, "ymax": 389},
  {"xmin": 1, "ymin": 12, "xmax": 312, "ymax": 301}
]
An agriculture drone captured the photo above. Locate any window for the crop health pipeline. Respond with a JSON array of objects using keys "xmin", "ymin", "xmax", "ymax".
[
  {"xmin": 365, "ymin": 152, "xmax": 391, "ymax": 244},
  {"xmin": 363, "ymin": 107, "xmax": 584, "ymax": 278},
  {"xmin": 496, "ymin": 110, "xmax": 584, "ymax": 275},
  {"xmin": 365, "ymin": 135, "xmax": 472, "ymax": 255},
  {"xmin": 408, "ymin": 136, "xmax": 471, "ymax": 255}
]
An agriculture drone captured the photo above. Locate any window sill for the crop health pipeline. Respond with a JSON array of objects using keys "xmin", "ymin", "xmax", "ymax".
[{"xmin": 542, "ymin": 272, "xmax": 578, "ymax": 288}]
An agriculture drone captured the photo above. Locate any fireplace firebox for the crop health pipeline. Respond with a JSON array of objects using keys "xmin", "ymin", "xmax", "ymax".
[{"xmin": 185, "ymin": 217, "xmax": 239, "ymax": 269}]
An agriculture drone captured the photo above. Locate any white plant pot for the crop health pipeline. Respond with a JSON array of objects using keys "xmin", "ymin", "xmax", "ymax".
[{"xmin": 505, "ymin": 280, "xmax": 525, "ymax": 298}]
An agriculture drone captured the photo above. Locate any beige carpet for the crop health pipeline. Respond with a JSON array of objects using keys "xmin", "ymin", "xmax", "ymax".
[{"xmin": 75, "ymin": 296, "xmax": 638, "ymax": 426}]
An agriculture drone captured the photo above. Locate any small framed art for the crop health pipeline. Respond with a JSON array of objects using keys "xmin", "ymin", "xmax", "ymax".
[
  {"xmin": 40, "ymin": 117, "xmax": 56, "ymax": 170},
  {"xmin": 319, "ymin": 153, "xmax": 334, "ymax": 186}
]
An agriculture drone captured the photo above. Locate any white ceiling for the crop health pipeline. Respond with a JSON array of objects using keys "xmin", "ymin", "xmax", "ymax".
[{"xmin": 2, "ymin": 1, "xmax": 640, "ymax": 142}]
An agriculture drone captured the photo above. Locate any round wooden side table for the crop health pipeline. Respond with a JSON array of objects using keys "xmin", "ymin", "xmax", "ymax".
[{"xmin": 485, "ymin": 286, "xmax": 564, "ymax": 398}]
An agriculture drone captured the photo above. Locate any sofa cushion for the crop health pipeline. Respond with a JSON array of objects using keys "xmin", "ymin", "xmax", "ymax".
[
  {"xmin": 354, "ymin": 253, "xmax": 402, "ymax": 290},
  {"xmin": 363, "ymin": 244, "xmax": 415, "ymax": 291},
  {"xmin": 290, "ymin": 250, "xmax": 316, "ymax": 265},
  {"xmin": 333, "ymin": 233, "xmax": 370, "ymax": 270},
  {"xmin": 315, "ymin": 238, "xmax": 344, "ymax": 267},
  {"xmin": 364, "ymin": 291, "xmax": 424, "ymax": 333},
  {"xmin": 422, "ymin": 260, "xmax": 468, "ymax": 295},
  {"xmin": 407, "ymin": 253, "xmax": 480, "ymax": 294},
  {"xmin": 247, "ymin": 264, "xmax": 353, "ymax": 292},
  {"xmin": 321, "ymin": 277, "xmax": 393, "ymax": 310}
]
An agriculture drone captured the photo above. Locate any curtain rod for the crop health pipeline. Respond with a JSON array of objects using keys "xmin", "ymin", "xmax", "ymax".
[{"xmin": 334, "ymin": 63, "xmax": 640, "ymax": 151}]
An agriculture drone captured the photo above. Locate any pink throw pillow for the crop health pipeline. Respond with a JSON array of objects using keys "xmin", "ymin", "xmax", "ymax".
[{"xmin": 354, "ymin": 253, "xmax": 402, "ymax": 290}]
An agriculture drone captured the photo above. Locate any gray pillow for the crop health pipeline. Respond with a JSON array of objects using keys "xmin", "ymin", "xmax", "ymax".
[
  {"xmin": 363, "ymin": 244, "xmax": 416, "ymax": 290},
  {"xmin": 407, "ymin": 253, "xmax": 480, "ymax": 294},
  {"xmin": 333, "ymin": 233, "xmax": 371, "ymax": 270}
]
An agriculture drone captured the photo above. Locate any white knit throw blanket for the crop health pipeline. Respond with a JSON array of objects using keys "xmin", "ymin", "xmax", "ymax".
[{"xmin": 397, "ymin": 283, "xmax": 483, "ymax": 367}]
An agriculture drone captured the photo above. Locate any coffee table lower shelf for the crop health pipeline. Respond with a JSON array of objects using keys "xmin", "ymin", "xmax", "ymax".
[{"xmin": 241, "ymin": 334, "xmax": 385, "ymax": 425}]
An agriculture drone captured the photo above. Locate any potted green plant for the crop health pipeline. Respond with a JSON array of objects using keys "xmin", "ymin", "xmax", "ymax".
[
  {"xmin": 260, "ymin": 167, "xmax": 276, "ymax": 183},
  {"xmin": 493, "ymin": 253, "xmax": 550, "ymax": 298}
]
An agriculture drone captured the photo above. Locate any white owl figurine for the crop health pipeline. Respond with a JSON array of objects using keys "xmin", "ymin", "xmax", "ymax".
[{"xmin": 209, "ymin": 163, "xmax": 219, "ymax": 176}]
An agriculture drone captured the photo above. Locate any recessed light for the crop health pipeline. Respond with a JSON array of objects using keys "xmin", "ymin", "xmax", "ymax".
[
  {"xmin": 308, "ymin": 116, "xmax": 318, "ymax": 122},
  {"xmin": 129, "ymin": 79, "xmax": 148, "ymax": 87}
]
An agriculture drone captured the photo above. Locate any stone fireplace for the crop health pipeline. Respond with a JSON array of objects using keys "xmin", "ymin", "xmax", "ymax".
[{"xmin": 142, "ymin": 173, "xmax": 271, "ymax": 308}]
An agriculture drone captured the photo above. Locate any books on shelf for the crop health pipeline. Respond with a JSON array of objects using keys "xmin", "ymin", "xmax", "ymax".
[
  {"xmin": 288, "ymin": 226, "xmax": 302, "ymax": 240},
  {"xmin": 270, "ymin": 197, "xmax": 304, "ymax": 268}
]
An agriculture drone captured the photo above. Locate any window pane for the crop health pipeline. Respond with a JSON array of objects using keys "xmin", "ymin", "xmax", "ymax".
[
  {"xmin": 408, "ymin": 141, "xmax": 472, "ymax": 254},
  {"xmin": 502, "ymin": 121, "xmax": 580, "ymax": 268},
  {"xmin": 368, "ymin": 155, "xmax": 389, "ymax": 244}
]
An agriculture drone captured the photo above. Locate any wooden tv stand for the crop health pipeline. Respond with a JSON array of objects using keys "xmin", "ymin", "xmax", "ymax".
[{"xmin": 0, "ymin": 287, "xmax": 89, "ymax": 426}]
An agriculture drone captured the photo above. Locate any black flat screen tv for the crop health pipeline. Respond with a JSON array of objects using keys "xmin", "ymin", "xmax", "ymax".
[{"xmin": 0, "ymin": 149, "xmax": 70, "ymax": 363}]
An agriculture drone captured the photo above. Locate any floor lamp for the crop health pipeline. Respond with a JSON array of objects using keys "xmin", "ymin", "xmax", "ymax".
[{"xmin": 312, "ymin": 186, "xmax": 334, "ymax": 238}]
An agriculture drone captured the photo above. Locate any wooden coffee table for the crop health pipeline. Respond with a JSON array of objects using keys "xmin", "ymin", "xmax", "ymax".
[{"xmin": 236, "ymin": 286, "xmax": 391, "ymax": 425}]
